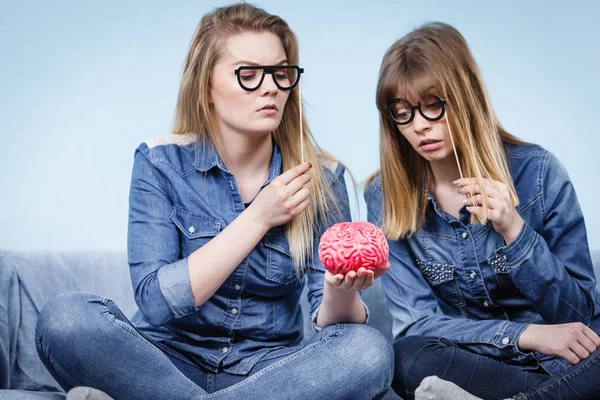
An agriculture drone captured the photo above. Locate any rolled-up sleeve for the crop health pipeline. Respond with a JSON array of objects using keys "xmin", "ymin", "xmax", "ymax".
[
  {"xmin": 492, "ymin": 151, "xmax": 596, "ymax": 324},
  {"xmin": 127, "ymin": 146, "xmax": 197, "ymax": 327},
  {"xmin": 365, "ymin": 176, "xmax": 534, "ymax": 363}
]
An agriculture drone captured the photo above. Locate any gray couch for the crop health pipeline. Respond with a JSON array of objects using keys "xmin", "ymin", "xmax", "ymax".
[{"xmin": 1, "ymin": 249, "xmax": 599, "ymax": 400}]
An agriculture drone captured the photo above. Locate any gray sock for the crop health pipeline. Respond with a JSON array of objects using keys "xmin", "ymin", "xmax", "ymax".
[
  {"xmin": 66, "ymin": 387, "xmax": 114, "ymax": 400},
  {"xmin": 415, "ymin": 376, "xmax": 483, "ymax": 400}
]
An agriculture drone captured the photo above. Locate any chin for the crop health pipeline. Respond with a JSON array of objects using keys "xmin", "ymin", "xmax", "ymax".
[
  {"xmin": 253, "ymin": 120, "xmax": 283, "ymax": 134},
  {"xmin": 245, "ymin": 125, "xmax": 280, "ymax": 137},
  {"xmin": 420, "ymin": 149, "xmax": 453, "ymax": 163}
]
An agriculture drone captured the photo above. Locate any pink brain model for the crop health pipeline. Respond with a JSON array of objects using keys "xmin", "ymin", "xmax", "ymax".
[{"xmin": 318, "ymin": 221, "xmax": 389, "ymax": 275}]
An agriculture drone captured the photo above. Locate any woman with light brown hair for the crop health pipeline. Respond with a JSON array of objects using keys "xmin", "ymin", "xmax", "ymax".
[
  {"xmin": 34, "ymin": 3, "xmax": 392, "ymax": 399},
  {"xmin": 365, "ymin": 22, "xmax": 600, "ymax": 399}
]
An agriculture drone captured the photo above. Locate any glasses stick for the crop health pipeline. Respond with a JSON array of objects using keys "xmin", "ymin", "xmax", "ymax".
[
  {"xmin": 445, "ymin": 111, "xmax": 476, "ymax": 211},
  {"xmin": 445, "ymin": 111, "xmax": 464, "ymax": 180},
  {"xmin": 299, "ymin": 81, "xmax": 304, "ymax": 163}
]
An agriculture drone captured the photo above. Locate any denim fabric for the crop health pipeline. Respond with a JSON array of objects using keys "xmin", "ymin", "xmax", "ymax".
[
  {"xmin": 392, "ymin": 336, "xmax": 600, "ymax": 400},
  {"xmin": 0, "ymin": 249, "xmax": 400, "ymax": 399},
  {"xmin": 365, "ymin": 143, "xmax": 598, "ymax": 376},
  {"xmin": 35, "ymin": 292, "xmax": 393, "ymax": 400},
  {"xmin": 513, "ymin": 349, "xmax": 600, "ymax": 399},
  {"xmin": 127, "ymin": 134, "xmax": 363, "ymax": 376}
]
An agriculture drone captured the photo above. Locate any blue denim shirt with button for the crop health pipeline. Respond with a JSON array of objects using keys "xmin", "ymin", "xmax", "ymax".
[
  {"xmin": 127, "ymin": 133, "xmax": 355, "ymax": 375},
  {"xmin": 365, "ymin": 143, "xmax": 598, "ymax": 375}
]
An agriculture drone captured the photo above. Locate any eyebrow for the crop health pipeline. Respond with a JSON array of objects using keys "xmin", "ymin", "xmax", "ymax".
[{"xmin": 231, "ymin": 59, "xmax": 289, "ymax": 67}]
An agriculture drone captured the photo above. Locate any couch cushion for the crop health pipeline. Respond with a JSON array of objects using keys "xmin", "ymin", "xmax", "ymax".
[
  {"xmin": 1, "ymin": 251, "xmax": 135, "ymax": 318},
  {"xmin": 0, "ymin": 250, "xmax": 135, "ymax": 392},
  {"xmin": 0, "ymin": 389, "xmax": 66, "ymax": 399}
]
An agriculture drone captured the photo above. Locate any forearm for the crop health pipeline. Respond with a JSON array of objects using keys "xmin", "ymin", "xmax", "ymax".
[
  {"xmin": 189, "ymin": 208, "xmax": 269, "ymax": 306},
  {"xmin": 406, "ymin": 313, "xmax": 531, "ymax": 360},
  {"xmin": 497, "ymin": 222, "xmax": 595, "ymax": 323},
  {"xmin": 502, "ymin": 151, "xmax": 597, "ymax": 324},
  {"xmin": 380, "ymin": 269, "xmax": 530, "ymax": 360},
  {"xmin": 316, "ymin": 283, "xmax": 366, "ymax": 327}
]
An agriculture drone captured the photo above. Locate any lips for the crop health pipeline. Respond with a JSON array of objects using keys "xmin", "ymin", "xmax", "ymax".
[
  {"xmin": 259, "ymin": 104, "xmax": 277, "ymax": 111},
  {"xmin": 419, "ymin": 139, "xmax": 441, "ymax": 147}
]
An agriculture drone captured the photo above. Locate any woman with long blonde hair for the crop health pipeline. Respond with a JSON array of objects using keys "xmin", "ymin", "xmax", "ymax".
[
  {"xmin": 365, "ymin": 22, "xmax": 600, "ymax": 399},
  {"xmin": 35, "ymin": 4, "xmax": 392, "ymax": 399}
]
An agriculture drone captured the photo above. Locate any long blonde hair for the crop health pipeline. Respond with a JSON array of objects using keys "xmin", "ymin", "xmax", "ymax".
[
  {"xmin": 172, "ymin": 3, "xmax": 341, "ymax": 273},
  {"xmin": 370, "ymin": 22, "xmax": 523, "ymax": 240}
]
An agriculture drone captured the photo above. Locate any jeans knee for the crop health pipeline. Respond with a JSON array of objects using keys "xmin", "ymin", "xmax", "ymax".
[
  {"xmin": 393, "ymin": 335, "xmax": 449, "ymax": 364},
  {"xmin": 392, "ymin": 336, "xmax": 450, "ymax": 396},
  {"xmin": 338, "ymin": 325, "xmax": 394, "ymax": 386},
  {"xmin": 36, "ymin": 291, "xmax": 105, "ymax": 349}
]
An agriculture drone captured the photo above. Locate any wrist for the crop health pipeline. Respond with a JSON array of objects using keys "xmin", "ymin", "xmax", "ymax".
[
  {"xmin": 324, "ymin": 278, "xmax": 360, "ymax": 298},
  {"xmin": 240, "ymin": 207, "xmax": 271, "ymax": 236},
  {"xmin": 517, "ymin": 323, "xmax": 537, "ymax": 351},
  {"xmin": 501, "ymin": 215, "xmax": 524, "ymax": 245}
]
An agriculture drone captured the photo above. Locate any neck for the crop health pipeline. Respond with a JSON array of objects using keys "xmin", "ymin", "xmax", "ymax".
[
  {"xmin": 429, "ymin": 156, "xmax": 462, "ymax": 190},
  {"xmin": 216, "ymin": 130, "xmax": 273, "ymax": 177},
  {"xmin": 428, "ymin": 156, "xmax": 466, "ymax": 219}
]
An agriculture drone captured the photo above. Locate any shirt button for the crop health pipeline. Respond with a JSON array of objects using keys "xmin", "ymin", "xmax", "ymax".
[
  {"xmin": 483, "ymin": 301, "xmax": 489, "ymax": 307},
  {"xmin": 222, "ymin": 347, "xmax": 228, "ymax": 353},
  {"xmin": 234, "ymin": 285, "xmax": 241, "ymax": 291},
  {"xmin": 469, "ymin": 271, "xmax": 477, "ymax": 279},
  {"xmin": 188, "ymin": 226, "xmax": 195, "ymax": 234},
  {"xmin": 462, "ymin": 231, "xmax": 469, "ymax": 239},
  {"xmin": 231, "ymin": 308, "xmax": 238, "ymax": 315},
  {"xmin": 501, "ymin": 337, "xmax": 509, "ymax": 345}
]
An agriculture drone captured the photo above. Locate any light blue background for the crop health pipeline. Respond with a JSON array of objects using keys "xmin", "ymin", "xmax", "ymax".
[{"xmin": 1, "ymin": 1, "xmax": 598, "ymax": 251}]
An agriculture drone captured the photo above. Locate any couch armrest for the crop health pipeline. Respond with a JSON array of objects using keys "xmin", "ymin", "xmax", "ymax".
[
  {"xmin": 0, "ymin": 250, "xmax": 135, "ymax": 318},
  {"xmin": 0, "ymin": 250, "xmax": 135, "ymax": 392}
]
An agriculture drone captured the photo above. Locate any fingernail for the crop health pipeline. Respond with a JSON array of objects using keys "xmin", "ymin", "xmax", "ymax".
[
  {"xmin": 307, "ymin": 163, "xmax": 313, "ymax": 169},
  {"xmin": 453, "ymin": 180, "xmax": 459, "ymax": 185}
]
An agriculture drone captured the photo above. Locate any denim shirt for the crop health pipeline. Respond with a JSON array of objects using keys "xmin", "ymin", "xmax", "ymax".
[
  {"xmin": 365, "ymin": 143, "xmax": 597, "ymax": 375},
  {"xmin": 127, "ymin": 133, "xmax": 352, "ymax": 375}
]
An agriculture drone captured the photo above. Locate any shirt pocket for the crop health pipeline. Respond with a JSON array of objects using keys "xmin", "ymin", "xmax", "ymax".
[
  {"xmin": 416, "ymin": 259, "xmax": 465, "ymax": 307},
  {"xmin": 264, "ymin": 227, "xmax": 297, "ymax": 285},
  {"xmin": 170, "ymin": 207, "xmax": 222, "ymax": 256},
  {"xmin": 487, "ymin": 253, "xmax": 513, "ymax": 288}
]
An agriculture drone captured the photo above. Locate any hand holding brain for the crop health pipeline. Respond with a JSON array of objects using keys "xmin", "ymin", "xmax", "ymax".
[{"xmin": 318, "ymin": 221, "xmax": 389, "ymax": 275}]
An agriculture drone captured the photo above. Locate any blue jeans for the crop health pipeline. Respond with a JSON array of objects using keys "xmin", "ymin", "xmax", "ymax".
[
  {"xmin": 393, "ymin": 336, "xmax": 600, "ymax": 400},
  {"xmin": 35, "ymin": 292, "xmax": 393, "ymax": 400}
]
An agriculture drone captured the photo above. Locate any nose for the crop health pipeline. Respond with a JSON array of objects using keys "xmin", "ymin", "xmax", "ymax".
[
  {"xmin": 259, "ymin": 73, "xmax": 279, "ymax": 96},
  {"xmin": 412, "ymin": 110, "xmax": 431, "ymax": 135}
]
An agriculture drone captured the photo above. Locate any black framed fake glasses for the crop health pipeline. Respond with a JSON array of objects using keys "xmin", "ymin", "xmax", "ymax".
[
  {"xmin": 383, "ymin": 94, "xmax": 447, "ymax": 125},
  {"xmin": 234, "ymin": 65, "xmax": 304, "ymax": 92}
]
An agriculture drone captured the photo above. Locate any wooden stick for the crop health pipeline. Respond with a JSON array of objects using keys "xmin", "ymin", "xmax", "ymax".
[
  {"xmin": 445, "ymin": 112, "xmax": 464, "ymax": 180},
  {"xmin": 445, "ymin": 111, "xmax": 475, "ymax": 212},
  {"xmin": 299, "ymin": 82, "xmax": 304, "ymax": 163}
]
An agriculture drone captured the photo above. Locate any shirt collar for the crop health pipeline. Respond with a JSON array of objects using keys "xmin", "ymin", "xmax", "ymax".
[
  {"xmin": 193, "ymin": 139, "xmax": 222, "ymax": 172},
  {"xmin": 263, "ymin": 142, "xmax": 282, "ymax": 186},
  {"xmin": 427, "ymin": 191, "xmax": 448, "ymax": 220}
]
